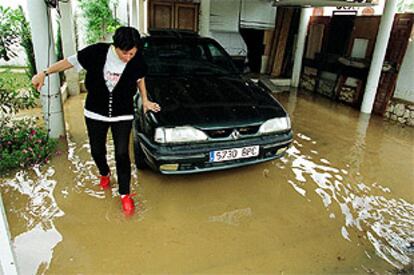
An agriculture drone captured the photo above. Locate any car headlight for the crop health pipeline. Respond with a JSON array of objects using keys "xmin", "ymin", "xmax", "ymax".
[
  {"xmin": 154, "ymin": 126, "xmax": 208, "ymax": 144},
  {"xmin": 258, "ymin": 117, "xmax": 291, "ymax": 134}
]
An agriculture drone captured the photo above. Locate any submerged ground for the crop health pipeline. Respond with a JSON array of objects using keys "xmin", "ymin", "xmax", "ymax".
[{"xmin": 1, "ymin": 90, "xmax": 413, "ymax": 274}]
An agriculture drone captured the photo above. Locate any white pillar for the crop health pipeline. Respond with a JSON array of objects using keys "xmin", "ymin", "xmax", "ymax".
[
  {"xmin": 361, "ymin": 0, "xmax": 398, "ymax": 114},
  {"xmin": 60, "ymin": 0, "xmax": 80, "ymax": 96},
  {"xmin": 137, "ymin": 0, "xmax": 144, "ymax": 34},
  {"xmin": 130, "ymin": 0, "xmax": 139, "ymax": 29},
  {"xmin": 143, "ymin": 0, "xmax": 148, "ymax": 34},
  {"xmin": 27, "ymin": 0, "xmax": 65, "ymax": 138},
  {"xmin": 0, "ymin": 194, "xmax": 18, "ymax": 275},
  {"xmin": 199, "ymin": 0, "xmax": 211, "ymax": 37},
  {"xmin": 291, "ymin": 8, "xmax": 311, "ymax": 88},
  {"xmin": 116, "ymin": 0, "xmax": 129, "ymax": 25}
]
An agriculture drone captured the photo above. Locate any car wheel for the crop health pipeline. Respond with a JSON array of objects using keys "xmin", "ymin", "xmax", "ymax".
[{"xmin": 133, "ymin": 137, "xmax": 148, "ymax": 169}]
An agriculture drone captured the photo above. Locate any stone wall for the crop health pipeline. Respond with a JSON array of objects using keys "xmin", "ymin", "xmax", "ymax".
[{"xmin": 384, "ymin": 99, "xmax": 414, "ymax": 127}]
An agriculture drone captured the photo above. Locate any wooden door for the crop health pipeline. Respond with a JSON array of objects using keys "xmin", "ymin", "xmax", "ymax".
[
  {"xmin": 150, "ymin": 1, "xmax": 174, "ymax": 29},
  {"xmin": 175, "ymin": 3, "xmax": 198, "ymax": 31},
  {"xmin": 149, "ymin": 0, "xmax": 199, "ymax": 32},
  {"xmin": 373, "ymin": 13, "xmax": 414, "ymax": 115},
  {"xmin": 305, "ymin": 16, "xmax": 331, "ymax": 60},
  {"xmin": 347, "ymin": 16, "xmax": 381, "ymax": 59},
  {"xmin": 268, "ymin": 7, "xmax": 296, "ymax": 77}
]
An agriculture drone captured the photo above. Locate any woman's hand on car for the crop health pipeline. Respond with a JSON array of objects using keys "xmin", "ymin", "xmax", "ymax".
[{"xmin": 143, "ymin": 100, "xmax": 161, "ymax": 113}]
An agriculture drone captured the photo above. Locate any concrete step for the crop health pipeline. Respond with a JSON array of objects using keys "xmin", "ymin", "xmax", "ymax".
[{"xmin": 258, "ymin": 77, "xmax": 291, "ymax": 93}]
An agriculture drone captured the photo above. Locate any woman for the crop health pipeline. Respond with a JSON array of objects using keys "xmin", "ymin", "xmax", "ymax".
[{"xmin": 32, "ymin": 26, "xmax": 160, "ymax": 215}]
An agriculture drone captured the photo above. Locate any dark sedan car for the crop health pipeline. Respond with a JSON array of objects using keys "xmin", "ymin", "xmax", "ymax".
[{"xmin": 133, "ymin": 30, "xmax": 292, "ymax": 174}]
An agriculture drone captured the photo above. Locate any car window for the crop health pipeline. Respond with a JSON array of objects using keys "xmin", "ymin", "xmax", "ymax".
[
  {"xmin": 142, "ymin": 38, "xmax": 238, "ymax": 76},
  {"xmin": 206, "ymin": 43, "xmax": 236, "ymax": 73}
]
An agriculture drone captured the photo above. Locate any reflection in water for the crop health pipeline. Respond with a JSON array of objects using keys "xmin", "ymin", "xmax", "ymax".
[
  {"xmin": 208, "ymin": 208, "xmax": 252, "ymax": 226},
  {"xmin": 0, "ymin": 166, "xmax": 64, "ymax": 274},
  {"xmin": 67, "ymin": 136, "xmax": 111, "ymax": 198},
  {"xmin": 280, "ymin": 114, "xmax": 414, "ymax": 269},
  {"xmin": 14, "ymin": 223, "xmax": 62, "ymax": 275},
  {"xmin": 0, "ymin": 132, "xmax": 147, "ymax": 274}
]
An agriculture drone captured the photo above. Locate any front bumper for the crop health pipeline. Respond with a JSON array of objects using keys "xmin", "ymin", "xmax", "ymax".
[{"xmin": 137, "ymin": 131, "xmax": 293, "ymax": 174}]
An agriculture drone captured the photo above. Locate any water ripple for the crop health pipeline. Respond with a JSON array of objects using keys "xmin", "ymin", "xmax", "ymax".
[
  {"xmin": 0, "ymin": 165, "xmax": 64, "ymax": 275},
  {"xmin": 280, "ymin": 133, "xmax": 414, "ymax": 269}
]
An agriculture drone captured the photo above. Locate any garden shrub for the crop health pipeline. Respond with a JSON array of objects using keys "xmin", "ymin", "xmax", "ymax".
[
  {"xmin": 79, "ymin": 0, "xmax": 121, "ymax": 44},
  {"xmin": 0, "ymin": 75, "xmax": 56, "ymax": 175},
  {"xmin": 0, "ymin": 117, "xmax": 57, "ymax": 175},
  {"xmin": 0, "ymin": 6, "xmax": 58, "ymax": 175}
]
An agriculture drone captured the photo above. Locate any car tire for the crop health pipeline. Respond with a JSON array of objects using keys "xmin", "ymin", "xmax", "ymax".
[{"xmin": 133, "ymin": 137, "xmax": 148, "ymax": 169}]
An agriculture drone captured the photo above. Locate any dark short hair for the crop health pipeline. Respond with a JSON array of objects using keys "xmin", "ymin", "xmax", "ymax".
[{"xmin": 112, "ymin": 26, "xmax": 141, "ymax": 50}]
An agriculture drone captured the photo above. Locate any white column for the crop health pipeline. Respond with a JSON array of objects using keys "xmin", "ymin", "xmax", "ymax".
[
  {"xmin": 130, "ymin": 0, "xmax": 139, "ymax": 29},
  {"xmin": 143, "ymin": 0, "xmax": 148, "ymax": 34},
  {"xmin": 117, "ymin": 0, "xmax": 129, "ymax": 25},
  {"xmin": 27, "ymin": 0, "xmax": 65, "ymax": 138},
  {"xmin": 199, "ymin": 0, "xmax": 211, "ymax": 37},
  {"xmin": 60, "ymin": 0, "xmax": 80, "ymax": 96},
  {"xmin": 137, "ymin": 0, "xmax": 144, "ymax": 34},
  {"xmin": 0, "ymin": 194, "xmax": 18, "ymax": 275},
  {"xmin": 361, "ymin": 0, "xmax": 398, "ymax": 114},
  {"xmin": 291, "ymin": 8, "xmax": 311, "ymax": 88}
]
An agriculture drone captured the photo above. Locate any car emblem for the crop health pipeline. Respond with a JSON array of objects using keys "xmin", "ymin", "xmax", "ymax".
[{"xmin": 230, "ymin": 130, "xmax": 240, "ymax": 140}]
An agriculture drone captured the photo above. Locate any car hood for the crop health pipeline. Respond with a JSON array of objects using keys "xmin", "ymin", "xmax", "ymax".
[{"xmin": 146, "ymin": 75, "xmax": 287, "ymax": 129}]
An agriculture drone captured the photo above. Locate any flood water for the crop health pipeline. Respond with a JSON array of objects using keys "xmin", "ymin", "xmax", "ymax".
[{"xmin": 1, "ymin": 90, "xmax": 413, "ymax": 274}]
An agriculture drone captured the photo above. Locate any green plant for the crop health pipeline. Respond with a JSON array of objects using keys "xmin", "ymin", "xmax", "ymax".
[
  {"xmin": 0, "ymin": 70, "xmax": 31, "ymax": 91},
  {"xmin": 0, "ymin": 6, "xmax": 38, "ymax": 96},
  {"xmin": 0, "ymin": 117, "xmax": 57, "ymax": 175},
  {"xmin": 0, "ymin": 7, "xmax": 56, "ymax": 175},
  {"xmin": 0, "ymin": 74, "xmax": 56, "ymax": 175},
  {"xmin": 56, "ymin": 21, "xmax": 65, "ymax": 83},
  {"xmin": 16, "ymin": 6, "xmax": 37, "ymax": 79},
  {"xmin": 398, "ymin": 0, "xmax": 414, "ymax": 12},
  {"xmin": 0, "ymin": 6, "xmax": 20, "ymax": 61},
  {"xmin": 79, "ymin": 0, "xmax": 122, "ymax": 44},
  {"xmin": 0, "ymin": 75, "xmax": 36, "ymax": 114},
  {"xmin": 73, "ymin": 12, "xmax": 79, "ymax": 51}
]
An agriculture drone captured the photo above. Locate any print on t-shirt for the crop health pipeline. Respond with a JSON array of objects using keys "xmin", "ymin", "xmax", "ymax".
[{"xmin": 105, "ymin": 71, "xmax": 121, "ymax": 92}]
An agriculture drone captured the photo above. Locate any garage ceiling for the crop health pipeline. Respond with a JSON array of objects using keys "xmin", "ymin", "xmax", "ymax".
[{"xmin": 272, "ymin": 0, "xmax": 378, "ymax": 7}]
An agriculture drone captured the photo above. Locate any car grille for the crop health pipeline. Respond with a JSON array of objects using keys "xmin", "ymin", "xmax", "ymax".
[{"xmin": 204, "ymin": 125, "xmax": 260, "ymax": 139}]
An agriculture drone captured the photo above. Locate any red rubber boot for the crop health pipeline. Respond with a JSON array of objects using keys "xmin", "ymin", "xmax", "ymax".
[
  {"xmin": 99, "ymin": 174, "xmax": 111, "ymax": 189},
  {"xmin": 121, "ymin": 194, "xmax": 136, "ymax": 216}
]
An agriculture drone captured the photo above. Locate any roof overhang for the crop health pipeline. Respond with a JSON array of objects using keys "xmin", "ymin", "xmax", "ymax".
[{"xmin": 273, "ymin": 0, "xmax": 378, "ymax": 7}]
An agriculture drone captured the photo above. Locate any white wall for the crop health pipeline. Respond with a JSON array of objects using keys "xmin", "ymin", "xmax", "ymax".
[
  {"xmin": 0, "ymin": 44, "xmax": 27, "ymax": 67},
  {"xmin": 210, "ymin": 0, "xmax": 275, "ymax": 57},
  {"xmin": 240, "ymin": 0, "xmax": 277, "ymax": 29},
  {"xmin": 0, "ymin": 0, "xmax": 24, "ymax": 9},
  {"xmin": 210, "ymin": 0, "xmax": 240, "ymax": 32},
  {"xmin": 394, "ymin": 35, "xmax": 414, "ymax": 102},
  {"xmin": 116, "ymin": 0, "xmax": 129, "ymax": 26}
]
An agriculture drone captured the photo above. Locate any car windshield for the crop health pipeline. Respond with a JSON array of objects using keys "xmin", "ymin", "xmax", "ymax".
[{"xmin": 142, "ymin": 37, "xmax": 239, "ymax": 76}]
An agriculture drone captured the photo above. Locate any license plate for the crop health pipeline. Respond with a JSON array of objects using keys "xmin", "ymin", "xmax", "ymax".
[{"xmin": 209, "ymin": 145, "xmax": 259, "ymax": 163}]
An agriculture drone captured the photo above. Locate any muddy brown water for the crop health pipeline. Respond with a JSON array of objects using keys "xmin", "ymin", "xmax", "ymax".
[{"xmin": 1, "ymin": 91, "xmax": 413, "ymax": 274}]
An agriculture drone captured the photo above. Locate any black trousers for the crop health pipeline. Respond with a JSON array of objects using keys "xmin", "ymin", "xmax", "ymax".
[{"xmin": 85, "ymin": 117, "xmax": 132, "ymax": 195}]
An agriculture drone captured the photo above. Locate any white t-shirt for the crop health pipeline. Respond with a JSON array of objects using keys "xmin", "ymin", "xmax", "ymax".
[
  {"xmin": 68, "ymin": 46, "xmax": 133, "ymax": 122},
  {"xmin": 69, "ymin": 45, "xmax": 127, "ymax": 92},
  {"xmin": 103, "ymin": 46, "xmax": 127, "ymax": 92}
]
